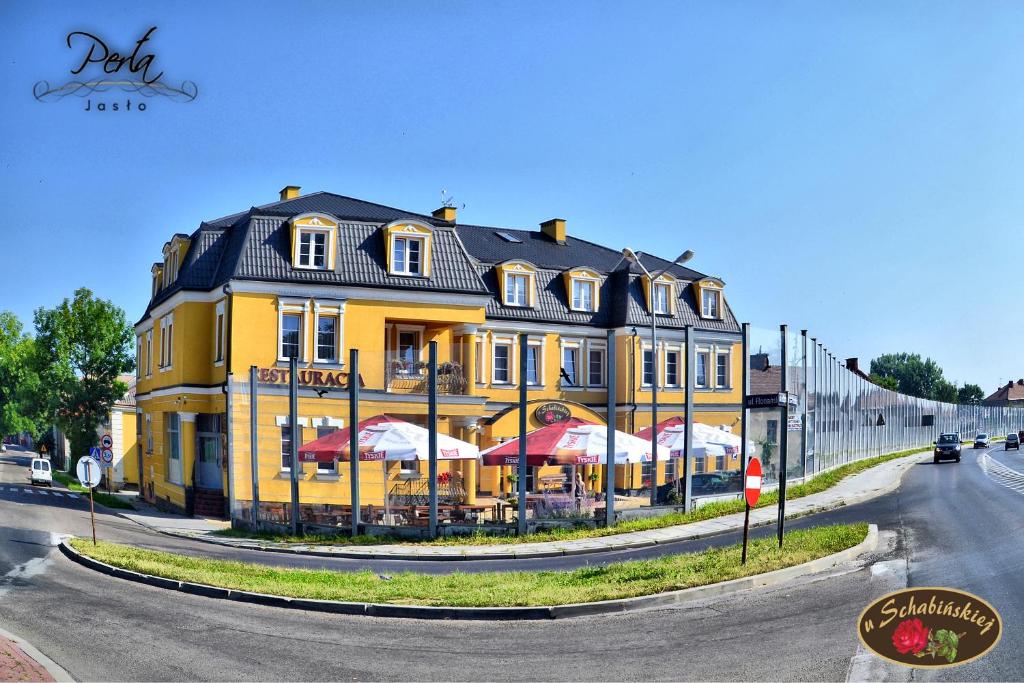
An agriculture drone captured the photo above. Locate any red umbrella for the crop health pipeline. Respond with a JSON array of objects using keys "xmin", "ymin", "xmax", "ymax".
[
  {"xmin": 633, "ymin": 415, "xmax": 686, "ymax": 441},
  {"xmin": 298, "ymin": 415, "xmax": 400, "ymax": 463},
  {"xmin": 479, "ymin": 418, "xmax": 600, "ymax": 466}
]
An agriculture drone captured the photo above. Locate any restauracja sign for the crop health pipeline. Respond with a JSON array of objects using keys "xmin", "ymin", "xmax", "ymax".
[{"xmin": 256, "ymin": 367, "xmax": 358, "ymax": 389}]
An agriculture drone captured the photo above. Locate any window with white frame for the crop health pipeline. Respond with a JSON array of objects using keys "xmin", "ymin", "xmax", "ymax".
[
  {"xmin": 145, "ymin": 331, "xmax": 152, "ymax": 377},
  {"xmin": 587, "ymin": 343, "xmax": 605, "ymax": 386},
  {"xmin": 571, "ymin": 279, "xmax": 596, "ymax": 311},
  {"xmin": 166, "ymin": 413, "xmax": 183, "ymax": 485},
  {"xmin": 159, "ymin": 315, "xmax": 173, "ymax": 369},
  {"xmin": 392, "ymin": 236, "xmax": 424, "ymax": 276},
  {"xmin": 136, "ymin": 336, "xmax": 142, "ymax": 378},
  {"xmin": 653, "ymin": 282, "xmax": 672, "ymax": 314},
  {"xmin": 665, "ymin": 349, "xmax": 680, "ymax": 387},
  {"xmin": 395, "ymin": 328, "xmax": 422, "ymax": 374},
  {"xmin": 716, "ymin": 351, "xmax": 730, "ymax": 387},
  {"xmin": 505, "ymin": 272, "xmax": 530, "ymax": 307},
  {"xmin": 492, "ymin": 340, "xmax": 512, "ymax": 384},
  {"xmin": 214, "ymin": 301, "xmax": 225, "ymax": 364},
  {"xmin": 280, "ymin": 424, "xmax": 301, "ymax": 471},
  {"xmin": 696, "ymin": 351, "xmax": 710, "ymax": 387},
  {"xmin": 145, "ymin": 414, "xmax": 153, "ymax": 453},
  {"xmin": 316, "ymin": 426, "xmax": 337, "ymax": 474},
  {"xmin": 297, "ymin": 230, "xmax": 329, "ymax": 269},
  {"xmin": 561, "ymin": 344, "xmax": 580, "ymax": 386},
  {"xmin": 642, "ymin": 348, "xmax": 654, "ymax": 386},
  {"xmin": 702, "ymin": 289, "xmax": 721, "ymax": 318},
  {"xmin": 281, "ymin": 313, "xmax": 302, "ymax": 360},
  {"xmin": 474, "ymin": 338, "xmax": 485, "ymax": 384},
  {"xmin": 526, "ymin": 342, "xmax": 542, "ymax": 386},
  {"xmin": 695, "ymin": 454, "xmax": 706, "ymax": 472},
  {"xmin": 715, "ymin": 454, "xmax": 726, "ymax": 471},
  {"xmin": 315, "ymin": 311, "xmax": 339, "ymax": 363}
]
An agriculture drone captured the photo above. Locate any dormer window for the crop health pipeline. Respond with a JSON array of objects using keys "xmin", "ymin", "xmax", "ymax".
[
  {"xmin": 653, "ymin": 282, "xmax": 672, "ymax": 314},
  {"xmin": 393, "ymin": 236, "xmax": 424, "ymax": 276},
  {"xmin": 291, "ymin": 214, "xmax": 338, "ymax": 271},
  {"xmin": 505, "ymin": 272, "xmax": 529, "ymax": 306},
  {"xmin": 298, "ymin": 230, "xmax": 328, "ymax": 269},
  {"xmin": 571, "ymin": 279, "xmax": 594, "ymax": 311},
  {"xmin": 702, "ymin": 288, "xmax": 721, "ymax": 318}
]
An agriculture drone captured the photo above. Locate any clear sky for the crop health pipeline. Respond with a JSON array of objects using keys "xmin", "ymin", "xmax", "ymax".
[{"xmin": 2, "ymin": 1, "xmax": 1022, "ymax": 392}]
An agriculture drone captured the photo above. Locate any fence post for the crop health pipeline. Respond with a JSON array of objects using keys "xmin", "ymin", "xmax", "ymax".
[
  {"xmin": 605, "ymin": 329, "xmax": 616, "ymax": 527},
  {"xmin": 249, "ymin": 365, "xmax": 260, "ymax": 529},
  {"xmin": 740, "ymin": 323, "xmax": 750, "ymax": 486},
  {"xmin": 428, "ymin": 341, "xmax": 438, "ymax": 538},
  {"xmin": 778, "ymin": 324, "xmax": 788, "ymax": 547},
  {"xmin": 517, "ymin": 333, "xmax": 528, "ymax": 536},
  {"xmin": 348, "ymin": 349, "xmax": 360, "ymax": 537},
  {"xmin": 288, "ymin": 355, "xmax": 300, "ymax": 536}
]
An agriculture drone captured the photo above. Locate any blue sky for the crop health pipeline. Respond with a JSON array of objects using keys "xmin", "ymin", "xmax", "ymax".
[{"xmin": 1, "ymin": 1, "xmax": 1022, "ymax": 392}]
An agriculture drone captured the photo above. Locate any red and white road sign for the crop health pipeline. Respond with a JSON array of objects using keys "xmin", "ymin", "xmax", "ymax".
[
  {"xmin": 745, "ymin": 458, "xmax": 763, "ymax": 507},
  {"xmin": 100, "ymin": 434, "xmax": 113, "ymax": 450}
]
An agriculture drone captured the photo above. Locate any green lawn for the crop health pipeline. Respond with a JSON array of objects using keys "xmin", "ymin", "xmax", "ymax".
[
  {"xmin": 212, "ymin": 446, "xmax": 925, "ymax": 547},
  {"xmin": 53, "ymin": 471, "xmax": 134, "ymax": 510},
  {"xmin": 71, "ymin": 522, "xmax": 867, "ymax": 607}
]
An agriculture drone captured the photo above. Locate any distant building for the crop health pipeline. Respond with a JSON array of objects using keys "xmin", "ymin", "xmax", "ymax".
[
  {"xmin": 983, "ymin": 380, "xmax": 1024, "ymax": 407},
  {"xmin": 96, "ymin": 375, "xmax": 139, "ymax": 489}
]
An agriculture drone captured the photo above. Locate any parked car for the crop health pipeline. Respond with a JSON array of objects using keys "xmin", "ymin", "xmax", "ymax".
[
  {"xmin": 933, "ymin": 433, "xmax": 962, "ymax": 463},
  {"xmin": 1005, "ymin": 434, "xmax": 1020, "ymax": 451},
  {"xmin": 29, "ymin": 457, "xmax": 52, "ymax": 486},
  {"xmin": 974, "ymin": 433, "xmax": 990, "ymax": 449},
  {"xmin": 691, "ymin": 473, "xmax": 730, "ymax": 493}
]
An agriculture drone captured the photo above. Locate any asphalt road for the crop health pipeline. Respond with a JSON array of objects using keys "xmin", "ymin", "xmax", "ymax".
[{"xmin": 2, "ymin": 443, "xmax": 1023, "ymax": 681}]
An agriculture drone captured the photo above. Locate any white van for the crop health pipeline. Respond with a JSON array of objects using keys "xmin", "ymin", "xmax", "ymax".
[{"xmin": 30, "ymin": 458, "xmax": 52, "ymax": 486}]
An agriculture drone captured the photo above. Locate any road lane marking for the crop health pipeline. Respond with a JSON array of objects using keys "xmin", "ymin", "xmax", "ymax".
[
  {"xmin": 51, "ymin": 492, "xmax": 62, "ymax": 497},
  {"xmin": 978, "ymin": 452, "xmax": 1024, "ymax": 495},
  {"xmin": 66, "ymin": 493, "xmax": 79, "ymax": 499},
  {"xmin": 37, "ymin": 491, "xmax": 47, "ymax": 495}
]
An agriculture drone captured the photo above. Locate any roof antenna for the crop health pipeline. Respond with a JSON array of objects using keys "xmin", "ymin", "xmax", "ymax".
[{"xmin": 440, "ymin": 189, "xmax": 465, "ymax": 210}]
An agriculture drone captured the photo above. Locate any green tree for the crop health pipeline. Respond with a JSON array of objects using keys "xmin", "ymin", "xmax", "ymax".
[
  {"xmin": 869, "ymin": 373, "xmax": 899, "ymax": 391},
  {"xmin": 957, "ymin": 383, "xmax": 985, "ymax": 404},
  {"xmin": 32, "ymin": 288, "xmax": 134, "ymax": 464},
  {"xmin": 0, "ymin": 312, "xmax": 43, "ymax": 437},
  {"xmin": 869, "ymin": 353, "xmax": 946, "ymax": 400},
  {"xmin": 934, "ymin": 380, "xmax": 959, "ymax": 404}
]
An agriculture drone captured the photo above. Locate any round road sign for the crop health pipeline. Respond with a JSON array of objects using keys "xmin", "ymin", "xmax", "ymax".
[
  {"xmin": 745, "ymin": 457, "xmax": 763, "ymax": 507},
  {"xmin": 76, "ymin": 457, "xmax": 102, "ymax": 488},
  {"xmin": 100, "ymin": 434, "xmax": 113, "ymax": 450},
  {"xmin": 100, "ymin": 449, "xmax": 114, "ymax": 464}
]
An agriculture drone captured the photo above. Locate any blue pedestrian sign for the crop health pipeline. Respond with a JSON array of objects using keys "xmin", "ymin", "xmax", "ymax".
[{"xmin": 89, "ymin": 447, "xmax": 101, "ymax": 461}]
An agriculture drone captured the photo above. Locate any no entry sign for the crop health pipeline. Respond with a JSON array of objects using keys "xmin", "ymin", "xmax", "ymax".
[{"xmin": 745, "ymin": 458, "xmax": 763, "ymax": 508}]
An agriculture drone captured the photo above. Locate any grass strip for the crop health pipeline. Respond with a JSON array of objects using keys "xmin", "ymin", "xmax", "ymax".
[
  {"xmin": 53, "ymin": 471, "xmax": 134, "ymax": 510},
  {"xmin": 212, "ymin": 446, "xmax": 925, "ymax": 547},
  {"xmin": 71, "ymin": 522, "xmax": 867, "ymax": 607}
]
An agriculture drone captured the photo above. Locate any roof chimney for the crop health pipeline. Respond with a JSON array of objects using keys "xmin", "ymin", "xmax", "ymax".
[
  {"xmin": 279, "ymin": 185, "xmax": 301, "ymax": 201},
  {"xmin": 540, "ymin": 218, "xmax": 567, "ymax": 244},
  {"xmin": 432, "ymin": 206, "xmax": 457, "ymax": 223}
]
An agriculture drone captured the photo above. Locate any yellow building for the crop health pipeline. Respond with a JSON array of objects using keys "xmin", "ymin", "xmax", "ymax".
[{"xmin": 133, "ymin": 187, "xmax": 743, "ymax": 520}]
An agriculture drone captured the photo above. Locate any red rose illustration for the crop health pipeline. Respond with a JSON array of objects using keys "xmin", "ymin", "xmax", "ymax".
[{"xmin": 892, "ymin": 618, "xmax": 930, "ymax": 655}]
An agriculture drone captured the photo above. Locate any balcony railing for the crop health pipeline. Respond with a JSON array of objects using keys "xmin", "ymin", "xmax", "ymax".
[{"xmin": 384, "ymin": 355, "xmax": 469, "ymax": 395}]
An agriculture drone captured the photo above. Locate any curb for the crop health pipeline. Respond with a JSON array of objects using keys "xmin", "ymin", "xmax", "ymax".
[
  {"xmin": 149, "ymin": 452, "xmax": 925, "ymax": 561},
  {"xmin": 58, "ymin": 524, "xmax": 878, "ymax": 621},
  {"xmin": 0, "ymin": 626, "xmax": 74, "ymax": 682}
]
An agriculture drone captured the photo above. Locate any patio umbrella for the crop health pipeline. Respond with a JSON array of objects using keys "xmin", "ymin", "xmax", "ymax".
[
  {"xmin": 298, "ymin": 415, "xmax": 479, "ymax": 520},
  {"xmin": 479, "ymin": 418, "xmax": 665, "ymax": 467}
]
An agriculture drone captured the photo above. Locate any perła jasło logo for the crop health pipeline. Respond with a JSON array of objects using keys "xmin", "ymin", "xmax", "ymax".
[
  {"xmin": 858, "ymin": 588, "xmax": 1002, "ymax": 668},
  {"xmin": 33, "ymin": 26, "xmax": 197, "ymax": 111}
]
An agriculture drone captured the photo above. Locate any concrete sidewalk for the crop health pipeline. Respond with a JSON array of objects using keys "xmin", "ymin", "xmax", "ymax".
[
  {"xmin": 117, "ymin": 498, "xmax": 229, "ymax": 534},
  {"xmin": 137, "ymin": 450, "xmax": 928, "ymax": 560}
]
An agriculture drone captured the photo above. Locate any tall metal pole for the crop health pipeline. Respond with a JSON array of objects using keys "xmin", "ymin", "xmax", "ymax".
[
  {"xmin": 348, "ymin": 349, "xmax": 360, "ymax": 536},
  {"xmin": 801, "ymin": 330, "xmax": 808, "ymax": 480},
  {"xmin": 249, "ymin": 365, "xmax": 260, "ymax": 529},
  {"xmin": 427, "ymin": 341, "xmax": 439, "ymax": 538},
  {"xmin": 778, "ymin": 324, "xmax": 789, "ymax": 547},
  {"xmin": 682, "ymin": 325, "xmax": 694, "ymax": 510},
  {"xmin": 288, "ymin": 355, "xmax": 300, "ymax": 536},
  {"xmin": 649, "ymin": 308, "xmax": 659, "ymax": 507},
  {"xmin": 605, "ymin": 329, "xmax": 617, "ymax": 527},
  {"xmin": 740, "ymin": 323, "xmax": 750, "ymax": 487},
  {"xmin": 517, "ymin": 333, "xmax": 528, "ymax": 535}
]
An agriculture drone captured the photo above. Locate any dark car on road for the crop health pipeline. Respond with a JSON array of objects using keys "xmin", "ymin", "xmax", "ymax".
[
  {"xmin": 1005, "ymin": 433, "xmax": 1020, "ymax": 451},
  {"xmin": 691, "ymin": 473, "xmax": 731, "ymax": 494},
  {"xmin": 933, "ymin": 433, "xmax": 962, "ymax": 463}
]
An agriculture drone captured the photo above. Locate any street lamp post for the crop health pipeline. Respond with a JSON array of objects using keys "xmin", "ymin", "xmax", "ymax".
[{"xmin": 621, "ymin": 247, "xmax": 694, "ymax": 509}]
